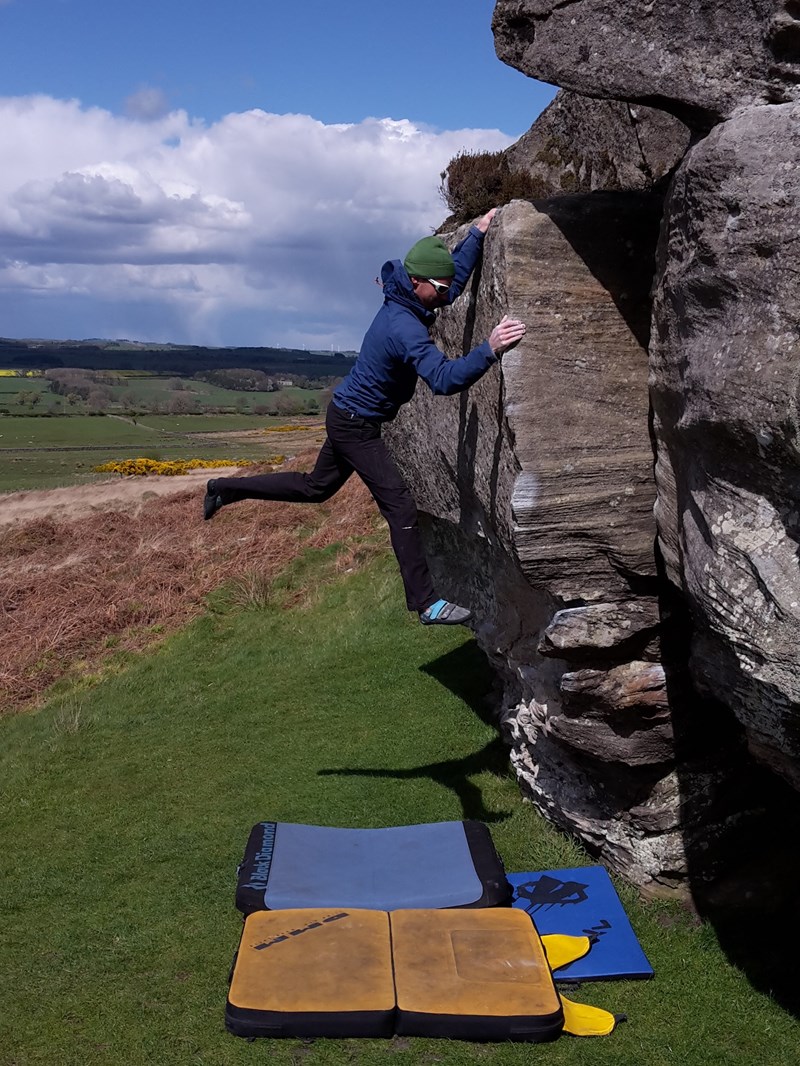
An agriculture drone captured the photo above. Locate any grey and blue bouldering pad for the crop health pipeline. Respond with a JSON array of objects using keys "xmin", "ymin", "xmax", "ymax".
[
  {"xmin": 236, "ymin": 820, "xmax": 511, "ymax": 915},
  {"xmin": 508, "ymin": 866, "xmax": 653, "ymax": 981}
]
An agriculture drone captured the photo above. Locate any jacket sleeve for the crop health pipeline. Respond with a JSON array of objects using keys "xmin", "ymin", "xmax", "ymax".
[
  {"xmin": 446, "ymin": 226, "xmax": 485, "ymax": 301},
  {"xmin": 399, "ymin": 323, "xmax": 498, "ymax": 396}
]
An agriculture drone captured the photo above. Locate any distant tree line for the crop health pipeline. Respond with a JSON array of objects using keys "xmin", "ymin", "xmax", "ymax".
[
  {"xmin": 0, "ymin": 338, "xmax": 356, "ymax": 378},
  {"xmin": 194, "ymin": 368, "xmax": 279, "ymax": 392},
  {"xmin": 192, "ymin": 368, "xmax": 340, "ymax": 392},
  {"xmin": 44, "ymin": 369, "xmax": 116, "ymax": 411}
]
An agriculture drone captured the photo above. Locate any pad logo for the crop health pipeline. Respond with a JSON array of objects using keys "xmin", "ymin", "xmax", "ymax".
[
  {"xmin": 253, "ymin": 912, "xmax": 349, "ymax": 951},
  {"xmin": 241, "ymin": 822, "xmax": 277, "ymax": 890},
  {"xmin": 516, "ymin": 874, "xmax": 589, "ymax": 910},
  {"xmin": 515, "ymin": 875, "xmax": 613, "ymax": 946}
]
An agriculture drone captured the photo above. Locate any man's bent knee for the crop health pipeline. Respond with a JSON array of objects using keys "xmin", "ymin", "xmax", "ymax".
[{"xmin": 303, "ymin": 479, "xmax": 340, "ymax": 502}]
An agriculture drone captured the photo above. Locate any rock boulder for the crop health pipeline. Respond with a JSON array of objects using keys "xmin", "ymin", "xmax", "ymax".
[
  {"xmin": 650, "ymin": 101, "xmax": 800, "ymax": 790},
  {"xmin": 385, "ymin": 198, "xmax": 748, "ymax": 893},
  {"xmin": 505, "ymin": 90, "xmax": 690, "ymax": 195},
  {"xmin": 492, "ymin": 0, "xmax": 800, "ymax": 130}
]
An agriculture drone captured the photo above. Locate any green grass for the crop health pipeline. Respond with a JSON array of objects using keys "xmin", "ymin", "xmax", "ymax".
[
  {"xmin": 108, "ymin": 378, "xmax": 309, "ymax": 411},
  {"xmin": 0, "ymin": 378, "xmax": 64, "ymax": 417},
  {"xmin": 1, "ymin": 555, "xmax": 798, "ymax": 1065},
  {"xmin": 0, "ymin": 375, "xmax": 85, "ymax": 415},
  {"xmin": 0, "ymin": 415, "xmax": 165, "ymax": 447}
]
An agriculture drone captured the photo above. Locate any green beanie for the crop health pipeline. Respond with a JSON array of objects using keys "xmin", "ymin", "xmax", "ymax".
[{"xmin": 403, "ymin": 235, "xmax": 455, "ymax": 279}]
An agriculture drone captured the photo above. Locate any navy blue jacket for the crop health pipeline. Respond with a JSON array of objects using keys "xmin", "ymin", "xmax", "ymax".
[{"xmin": 332, "ymin": 225, "xmax": 496, "ymax": 422}]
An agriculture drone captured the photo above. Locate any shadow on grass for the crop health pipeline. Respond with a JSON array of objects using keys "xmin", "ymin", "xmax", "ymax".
[
  {"xmin": 319, "ymin": 641, "xmax": 513, "ymax": 823},
  {"xmin": 418, "ymin": 640, "xmax": 499, "ymax": 729},
  {"xmin": 690, "ymin": 790, "xmax": 800, "ymax": 1018},
  {"xmin": 656, "ymin": 551, "xmax": 800, "ymax": 1019}
]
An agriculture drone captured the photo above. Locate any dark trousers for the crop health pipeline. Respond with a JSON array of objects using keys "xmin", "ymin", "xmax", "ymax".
[{"xmin": 213, "ymin": 402, "xmax": 437, "ymax": 612}]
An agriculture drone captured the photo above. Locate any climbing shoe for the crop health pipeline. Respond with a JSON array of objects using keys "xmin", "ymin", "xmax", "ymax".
[
  {"xmin": 203, "ymin": 479, "xmax": 225, "ymax": 521},
  {"xmin": 419, "ymin": 599, "xmax": 473, "ymax": 626}
]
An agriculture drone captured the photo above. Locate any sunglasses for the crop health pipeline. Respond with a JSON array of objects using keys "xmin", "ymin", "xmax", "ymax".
[{"xmin": 426, "ymin": 278, "xmax": 451, "ymax": 295}]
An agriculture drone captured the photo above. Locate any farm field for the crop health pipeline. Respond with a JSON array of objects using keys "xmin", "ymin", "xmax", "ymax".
[
  {"xmin": 133, "ymin": 413, "xmax": 321, "ymax": 434},
  {"xmin": 0, "ymin": 413, "xmax": 325, "ymax": 493},
  {"xmin": 102, "ymin": 378, "xmax": 320, "ymax": 413},
  {"xmin": 0, "ymin": 370, "xmax": 325, "ymax": 418},
  {"xmin": 0, "ymin": 382, "xmax": 68, "ymax": 416}
]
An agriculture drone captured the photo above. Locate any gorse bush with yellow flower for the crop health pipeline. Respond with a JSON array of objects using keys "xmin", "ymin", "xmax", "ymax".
[{"xmin": 92, "ymin": 457, "xmax": 270, "ymax": 477}]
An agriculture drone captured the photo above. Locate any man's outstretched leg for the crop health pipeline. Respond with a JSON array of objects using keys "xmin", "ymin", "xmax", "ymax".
[{"xmin": 203, "ymin": 436, "xmax": 352, "ymax": 519}]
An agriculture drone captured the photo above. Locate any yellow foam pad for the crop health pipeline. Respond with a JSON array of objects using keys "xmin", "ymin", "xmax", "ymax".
[
  {"xmin": 391, "ymin": 908, "xmax": 562, "ymax": 1019},
  {"xmin": 228, "ymin": 908, "xmax": 395, "ymax": 1015}
]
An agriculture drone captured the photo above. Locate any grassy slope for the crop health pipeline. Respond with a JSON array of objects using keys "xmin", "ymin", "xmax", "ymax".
[{"xmin": 1, "ymin": 555, "xmax": 797, "ymax": 1066}]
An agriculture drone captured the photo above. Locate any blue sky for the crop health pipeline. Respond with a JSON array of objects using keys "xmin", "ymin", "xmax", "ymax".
[{"xmin": 0, "ymin": 0, "xmax": 556, "ymax": 348}]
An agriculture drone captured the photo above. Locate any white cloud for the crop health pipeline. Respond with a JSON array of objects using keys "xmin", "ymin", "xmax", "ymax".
[{"xmin": 0, "ymin": 95, "xmax": 513, "ymax": 346}]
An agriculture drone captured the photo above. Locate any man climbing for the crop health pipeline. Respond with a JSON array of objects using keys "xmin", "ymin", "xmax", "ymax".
[{"xmin": 203, "ymin": 207, "xmax": 526, "ymax": 626}]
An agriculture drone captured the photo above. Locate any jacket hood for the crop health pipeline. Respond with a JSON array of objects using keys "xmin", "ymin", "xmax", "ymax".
[{"xmin": 380, "ymin": 259, "xmax": 436, "ymax": 326}]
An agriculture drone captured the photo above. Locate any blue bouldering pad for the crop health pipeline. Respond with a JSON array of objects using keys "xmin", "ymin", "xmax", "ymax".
[
  {"xmin": 236, "ymin": 820, "xmax": 511, "ymax": 914},
  {"xmin": 509, "ymin": 867, "xmax": 653, "ymax": 981}
]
